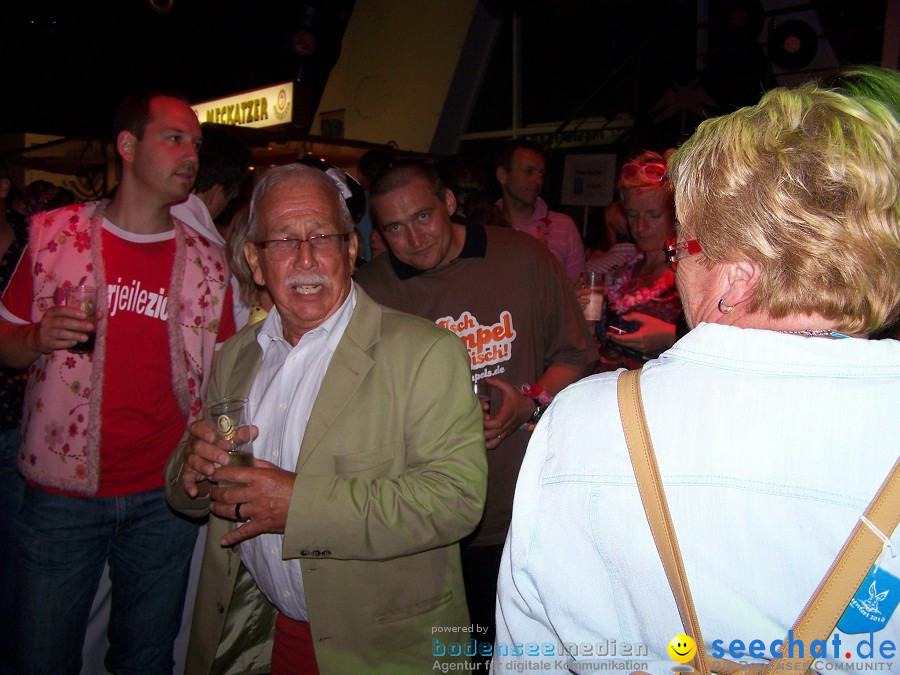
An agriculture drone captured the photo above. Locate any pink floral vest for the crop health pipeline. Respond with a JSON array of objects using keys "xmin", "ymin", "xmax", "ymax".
[{"xmin": 19, "ymin": 201, "xmax": 229, "ymax": 495}]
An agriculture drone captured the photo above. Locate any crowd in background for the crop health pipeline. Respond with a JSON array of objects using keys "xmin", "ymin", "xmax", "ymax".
[{"xmin": 0, "ymin": 64, "xmax": 898, "ymax": 674}]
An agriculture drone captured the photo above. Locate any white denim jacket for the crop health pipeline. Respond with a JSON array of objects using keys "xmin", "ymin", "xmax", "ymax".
[{"xmin": 496, "ymin": 323, "xmax": 900, "ymax": 674}]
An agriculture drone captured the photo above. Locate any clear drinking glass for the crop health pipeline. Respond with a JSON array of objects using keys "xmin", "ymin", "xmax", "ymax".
[
  {"xmin": 582, "ymin": 271, "xmax": 606, "ymax": 322},
  {"xmin": 206, "ymin": 398, "xmax": 254, "ymax": 485},
  {"xmin": 64, "ymin": 285, "xmax": 99, "ymax": 353},
  {"xmin": 473, "ymin": 381, "xmax": 491, "ymax": 415}
]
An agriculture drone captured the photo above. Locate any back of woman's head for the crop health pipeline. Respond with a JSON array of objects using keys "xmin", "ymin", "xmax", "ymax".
[
  {"xmin": 824, "ymin": 65, "xmax": 900, "ymax": 121},
  {"xmin": 669, "ymin": 82, "xmax": 900, "ymax": 334}
]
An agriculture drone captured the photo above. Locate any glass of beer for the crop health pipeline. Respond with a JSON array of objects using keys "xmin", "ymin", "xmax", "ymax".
[
  {"xmin": 65, "ymin": 285, "xmax": 99, "ymax": 353},
  {"xmin": 473, "ymin": 381, "xmax": 491, "ymax": 415},
  {"xmin": 582, "ymin": 271, "xmax": 606, "ymax": 322},
  {"xmin": 206, "ymin": 398, "xmax": 254, "ymax": 485}
]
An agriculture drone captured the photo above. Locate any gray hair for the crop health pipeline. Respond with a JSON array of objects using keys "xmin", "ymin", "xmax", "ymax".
[{"xmin": 247, "ymin": 163, "xmax": 354, "ymax": 240}]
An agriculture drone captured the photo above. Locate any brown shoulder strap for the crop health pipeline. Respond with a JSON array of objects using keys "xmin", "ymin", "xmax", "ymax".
[
  {"xmin": 784, "ymin": 455, "xmax": 900, "ymax": 669},
  {"xmin": 617, "ymin": 367, "xmax": 900, "ymax": 675},
  {"xmin": 617, "ymin": 368, "xmax": 710, "ymax": 674}
]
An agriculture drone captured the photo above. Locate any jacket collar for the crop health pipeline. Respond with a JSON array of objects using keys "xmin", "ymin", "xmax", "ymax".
[
  {"xmin": 222, "ymin": 286, "xmax": 382, "ymax": 472},
  {"xmin": 296, "ymin": 286, "xmax": 380, "ymax": 470}
]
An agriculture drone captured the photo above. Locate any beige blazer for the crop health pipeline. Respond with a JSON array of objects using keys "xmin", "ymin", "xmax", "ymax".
[{"xmin": 166, "ymin": 287, "xmax": 487, "ymax": 674}]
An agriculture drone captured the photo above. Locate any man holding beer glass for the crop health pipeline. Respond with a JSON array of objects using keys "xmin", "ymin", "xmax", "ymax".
[{"xmin": 0, "ymin": 91, "xmax": 235, "ymax": 673}]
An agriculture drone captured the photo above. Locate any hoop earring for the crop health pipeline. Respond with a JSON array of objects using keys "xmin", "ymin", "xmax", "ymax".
[{"xmin": 718, "ymin": 299, "xmax": 735, "ymax": 314}]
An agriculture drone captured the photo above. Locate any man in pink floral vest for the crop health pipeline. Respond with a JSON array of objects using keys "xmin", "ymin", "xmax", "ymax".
[{"xmin": 0, "ymin": 91, "xmax": 235, "ymax": 674}]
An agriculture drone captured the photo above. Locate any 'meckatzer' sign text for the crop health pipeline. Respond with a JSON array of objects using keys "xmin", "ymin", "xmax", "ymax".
[{"xmin": 191, "ymin": 82, "xmax": 293, "ymax": 129}]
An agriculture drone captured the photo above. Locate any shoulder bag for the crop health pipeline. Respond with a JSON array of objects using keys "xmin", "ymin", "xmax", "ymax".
[{"xmin": 616, "ymin": 367, "xmax": 900, "ymax": 675}]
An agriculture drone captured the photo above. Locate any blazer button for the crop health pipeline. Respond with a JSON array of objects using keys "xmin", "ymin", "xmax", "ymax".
[
  {"xmin": 311, "ymin": 550, "xmax": 321, "ymax": 557},
  {"xmin": 321, "ymin": 550, "xmax": 331, "ymax": 556},
  {"xmin": 216, "ymin": 602, "xmax": 225, "ymax": 614},
  {"xmin": 300, "ymin": 549, "xmax": 310, "ymax": 556}
]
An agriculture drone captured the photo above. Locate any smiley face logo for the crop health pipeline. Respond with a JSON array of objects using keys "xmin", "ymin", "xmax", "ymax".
[{"xmin": 667, "ymin": 633, "xmax": 697, "ymax": 664}]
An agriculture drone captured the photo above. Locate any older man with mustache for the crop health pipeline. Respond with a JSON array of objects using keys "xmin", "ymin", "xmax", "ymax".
[{"xmin": 166, "ymin": 163, "xmax": 487, "ymax": 675}]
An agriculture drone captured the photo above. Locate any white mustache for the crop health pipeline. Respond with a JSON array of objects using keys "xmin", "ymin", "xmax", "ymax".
[{"xmin": 285, "ymin": 274, "xmax": 330, "ymax": 288}]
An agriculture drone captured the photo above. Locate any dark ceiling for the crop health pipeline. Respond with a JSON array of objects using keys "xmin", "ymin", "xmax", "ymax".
[
  {"xmin": 470, "ymin": 0, "xmax": 889, "ymax": 151},
  {"xmin": 0, "ymin": 0, "xmax": 353, "ymax": 136},
  {"xmin": 0, "ymin": 0, "xmax": 890, "ymax": 146}
]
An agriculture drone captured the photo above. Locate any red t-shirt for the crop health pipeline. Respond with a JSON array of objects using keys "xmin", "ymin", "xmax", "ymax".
[{"xmin": 1, "ymin": 222, "xmax": 235, "ymax": 496}]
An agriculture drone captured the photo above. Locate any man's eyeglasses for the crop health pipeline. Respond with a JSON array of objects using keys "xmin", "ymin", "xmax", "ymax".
[
  {"xmin": 664, "ymin": 238, "xmax": 702, "ymax": 271},
  {"xmin": 254, "ymin": 233, "xmax": 350, "ymax": 260},
  {"xmin": 620, "ymin": 162, "xmax": 667, "ymax": 183}
]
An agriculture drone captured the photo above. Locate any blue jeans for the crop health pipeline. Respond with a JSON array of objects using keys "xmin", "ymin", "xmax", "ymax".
[
  {"xmin": 0, "ymin": 427, "xmax": 24, "ymax": 675},
  {"xmin": 14, "ymin": 485, "xmax": 198, "ymax": 675}
]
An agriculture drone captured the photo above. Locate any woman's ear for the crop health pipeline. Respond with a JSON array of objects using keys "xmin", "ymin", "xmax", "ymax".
[{"xmin": 720, "ymin": 259, "xmax": 761, "ymax": 307}]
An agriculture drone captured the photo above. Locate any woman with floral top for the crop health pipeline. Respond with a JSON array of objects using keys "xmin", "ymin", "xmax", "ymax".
[{"xmin": 596, "ymin": 151, "xmax": 682, "ymax": 371}]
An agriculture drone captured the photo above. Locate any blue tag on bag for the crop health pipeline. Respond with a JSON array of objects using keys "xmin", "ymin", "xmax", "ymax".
[{"xmin": 837, "ymin": 566, "xmax": 900, "ymax": 634}]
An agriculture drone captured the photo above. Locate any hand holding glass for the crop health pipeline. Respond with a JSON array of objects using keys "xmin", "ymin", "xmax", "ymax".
[
  {"xmin": 64, "ymin": 285, "xmax": 99, "ymax": 353},
  {"xmin": 473, "ymin": 381, "xmax": 491, "ymax": 415},
  {"xmin": 206, "ymin": 398, "xmax": 254, "ymax": 486}
]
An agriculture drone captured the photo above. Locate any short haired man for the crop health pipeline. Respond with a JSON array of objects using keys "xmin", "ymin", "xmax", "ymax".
[
  {"xmin": 172, "ymin": 123, "xmax": 251, "ymax": 233},
  {"xmin": 172, "ymin": 123, "xmax": 251, "ymax": 326},
  {"xmin": 191, "ymin": 124, "xmax": 251, "ymax": 220},
  {"xmin": 165, "ymin": 163, "xmax": 487, "ymax": 674},
  {"xmin": 495, "ymin": 140, "xmax": 585, "ymax": 281},
  {"xmin": 353, "ymin": 148, "xmax": 395, "ymax": 261},
  {"xmin": 0, "ymin": 91, "xmax": 235, "ymax": 673},
  {"xmin": 356, "ymin": 159, "xmax": 596, "ymax": 657}
]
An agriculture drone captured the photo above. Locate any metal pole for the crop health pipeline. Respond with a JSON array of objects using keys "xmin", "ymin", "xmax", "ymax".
[{"xmin": 512, "ymin": 12, "xmax": 523, "ymax": 137}]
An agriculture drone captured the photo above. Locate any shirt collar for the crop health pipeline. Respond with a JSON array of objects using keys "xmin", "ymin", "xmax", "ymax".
[
  {"xmin": 665, "ymin": 322, "xmax": 900, "ymax": 376},
  {"xmin": 495, "ymin": 196, "xmax": 549, "ymax": 223},
  {"xmin": 386, "ymin": 217, "xmax": 487, "ymax": 280},
  {"xmin": 256, "ymin": 282, "xmax": 358, "ymax": 354}
]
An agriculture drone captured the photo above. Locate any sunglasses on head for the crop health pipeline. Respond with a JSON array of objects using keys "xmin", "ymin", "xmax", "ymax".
[{"xmin": 620, "ymin": 162, "xmax": 667, "ymax": 183}]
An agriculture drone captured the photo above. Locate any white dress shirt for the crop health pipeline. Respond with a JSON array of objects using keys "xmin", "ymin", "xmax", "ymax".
[{"xmin": 241, "ymin": 284, "xmax": 358, "ymax": 621}]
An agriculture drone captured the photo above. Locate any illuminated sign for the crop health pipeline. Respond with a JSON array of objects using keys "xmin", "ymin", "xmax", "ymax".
[{"xmin": 192, "ymin": 82, "xmax": 294, "ymax": 129}]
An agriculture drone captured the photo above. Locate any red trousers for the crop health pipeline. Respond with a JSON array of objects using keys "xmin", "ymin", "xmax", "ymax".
[{"xmin": 271, "ymin": 612, "xmax": 320, "ymax": 674}]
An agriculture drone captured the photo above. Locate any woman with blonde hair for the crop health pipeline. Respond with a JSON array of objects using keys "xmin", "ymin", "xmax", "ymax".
[
  {"xmin": 496, "ymin": 82, "xmax": 900, "ymax": 672},
  {"xmin": 598, "ymin": 150, "xmax": 682, "ymax": 370},
  {"xmin": 225, "ymin": 206, "xmax": 272, "ymax": 328}
]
